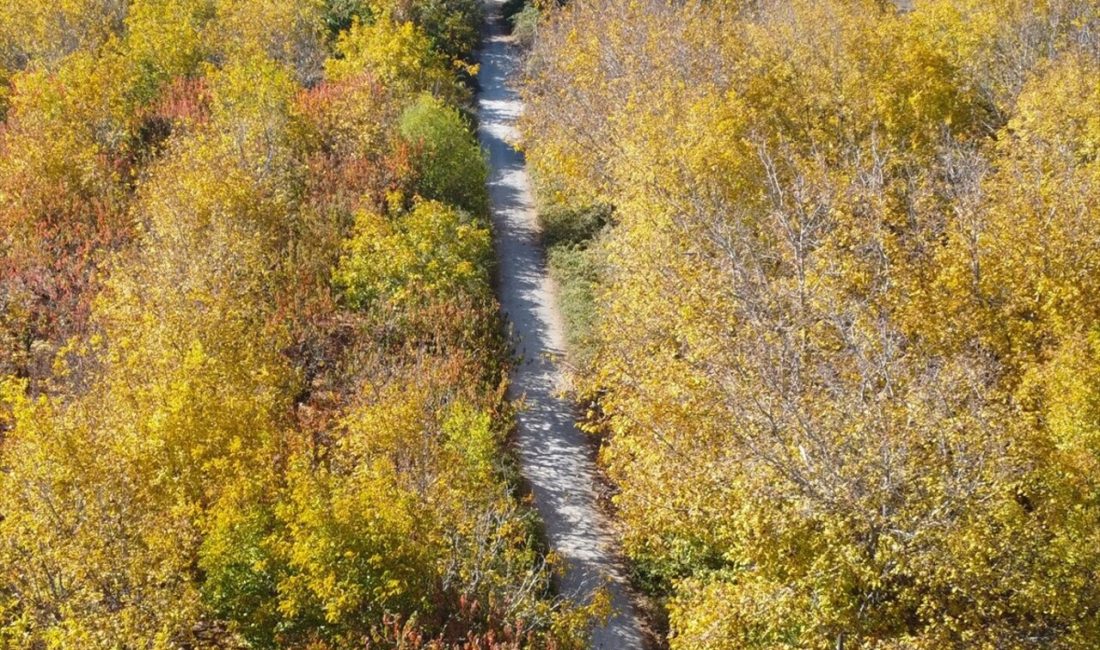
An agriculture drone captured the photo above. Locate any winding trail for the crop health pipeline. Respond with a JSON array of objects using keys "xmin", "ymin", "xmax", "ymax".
[{"xmin": 476, "ymin": 3, "xmax": 645, "ymax": 648}]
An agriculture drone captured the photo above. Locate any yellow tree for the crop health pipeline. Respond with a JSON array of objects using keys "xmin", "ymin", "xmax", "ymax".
[{"xmin": 523, "ymin": 0, "xmax": 1100, "ymax": 646}]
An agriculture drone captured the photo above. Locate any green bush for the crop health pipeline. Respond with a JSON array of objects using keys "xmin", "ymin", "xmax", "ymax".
[
  {"xmin": 413, "ymin": 0, "xmax": 484, "ymax": 60},
  {"xmin": 511, "ymin": 4, "xmax": 540, "ymax": 48},
  {"xmin": 541, "ymin": 202, "xmax": 612, "ymax": 248},
  {"xmin": 399, "ymin": 94, "xmax": 489, "ymax": 216}
]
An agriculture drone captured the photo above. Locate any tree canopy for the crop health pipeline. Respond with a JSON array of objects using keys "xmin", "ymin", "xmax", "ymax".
[
  {"xmin": 0, "ymin": 0, "xmax": 590, "ymax": 647},
  {"xmin": 522, "ymin": 0, "xmax": 1100, "ymax": 647}
]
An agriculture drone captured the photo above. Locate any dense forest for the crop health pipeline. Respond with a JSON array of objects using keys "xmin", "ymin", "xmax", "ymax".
[
  {"xmin": 0, "ymin": 0, "xmax": 595, "ymax": 647},
  {"xmin": 519, "ymin": 0, "xmax": 1100, "ymax": 647}
]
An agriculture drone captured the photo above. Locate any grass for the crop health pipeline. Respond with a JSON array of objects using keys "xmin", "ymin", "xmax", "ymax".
[
  {"xmin": 511, "ymin": 4, "xmax": 540, "ymax": 47},
  {"xmin": 539, "ymin": 203, "xmax": 612, "ymax": 366}
]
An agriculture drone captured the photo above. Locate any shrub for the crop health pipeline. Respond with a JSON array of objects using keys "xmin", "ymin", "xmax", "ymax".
[{"xmin": 399, "ymin": 93, "xmax": 489, "ymax": 216}]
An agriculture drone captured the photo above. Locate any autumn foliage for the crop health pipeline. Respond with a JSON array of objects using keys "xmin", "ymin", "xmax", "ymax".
[
  {"xmin": 522, "ymin": 0, "xmax": 1100, "ymax": 647},
  {"xmin": 0, "ymin": 0, "xmax": 586, "ymax": 648}
]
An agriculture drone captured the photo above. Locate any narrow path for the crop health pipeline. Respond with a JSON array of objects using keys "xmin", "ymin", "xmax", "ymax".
[{"xmin": 476, "ymin": 4, "xmax": 646, "ymax": 648}]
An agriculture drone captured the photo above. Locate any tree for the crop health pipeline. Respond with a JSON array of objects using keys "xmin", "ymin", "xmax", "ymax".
[
  {"xmin": 325, "ymin": 12, "xmax": 466, "ymax": 103},
  {"xmin": 523, "ymin": 0, "xmax": 1100, "ymax": 646},
  {"xmin": 334, "ymin": 198, "xmax": 491, "ymax": 312}
]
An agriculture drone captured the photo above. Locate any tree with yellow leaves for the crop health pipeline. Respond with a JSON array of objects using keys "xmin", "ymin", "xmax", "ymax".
[
  {"xmin": 0, "ymin": 0, "xmax": 590, "ymax": 646},
  {"xmin": 523, "ymin": 0, "xmax": 1100, "ymax": 646}
]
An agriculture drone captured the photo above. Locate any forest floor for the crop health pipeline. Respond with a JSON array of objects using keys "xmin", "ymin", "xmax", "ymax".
[{"xmin": 476, "ymin": 3, "xmax": 647, "ymax": 648}]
